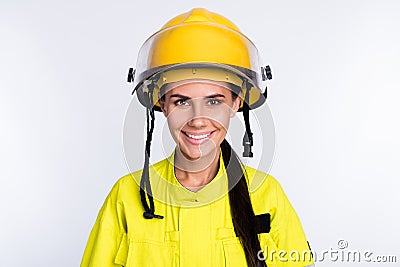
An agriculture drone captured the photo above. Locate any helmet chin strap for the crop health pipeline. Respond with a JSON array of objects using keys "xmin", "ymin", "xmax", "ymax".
[
  {"xmin": 140, "ymin": 83, "xmax": 164, "ymax": 219},
  {"xmin": 242, "ymin": 81, "xmax": 253, "ymax": 158}
]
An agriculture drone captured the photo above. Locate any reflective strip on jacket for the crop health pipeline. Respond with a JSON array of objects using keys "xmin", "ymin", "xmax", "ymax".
[{"xmin": 81, "ymin": 152, "xmax": 314, "ymax": 267}]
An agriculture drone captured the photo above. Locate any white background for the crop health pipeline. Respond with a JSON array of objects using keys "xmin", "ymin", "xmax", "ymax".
[{"xmin": 1, "ymin": 0, "xmax": 399, "ymax": 266}]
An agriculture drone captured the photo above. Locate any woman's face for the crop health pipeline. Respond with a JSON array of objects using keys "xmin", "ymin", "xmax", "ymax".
[{"xmin": 159, "ymin": 81, "xmax": 241, "ymax": 161}]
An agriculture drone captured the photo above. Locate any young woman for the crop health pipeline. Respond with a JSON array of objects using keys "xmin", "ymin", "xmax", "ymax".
[{"xmin": 81, "ymin": 8, "xmax": 314, "ymax": 267}]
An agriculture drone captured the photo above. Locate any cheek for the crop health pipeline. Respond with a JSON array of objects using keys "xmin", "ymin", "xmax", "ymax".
[
  {"xmin": 167, "ymin": 115, "xmax": 182, "ymax": 132},
  {"xmin": 166, "ymin": 108, "xmax": 192, "ymax": 133},
  {"xmin": 209, "ymin": 108, "xmax": 231, "ymax": 133}
]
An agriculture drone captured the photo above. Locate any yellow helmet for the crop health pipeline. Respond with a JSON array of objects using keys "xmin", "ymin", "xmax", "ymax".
[{"xmin": 128, "ymin": 8, "xmax": 271, "ymax": 111}]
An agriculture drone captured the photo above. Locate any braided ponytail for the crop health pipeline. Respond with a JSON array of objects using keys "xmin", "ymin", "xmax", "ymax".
[{"xmin": 221, "ymin": 139, "xmax": 266, "ymax": 267}]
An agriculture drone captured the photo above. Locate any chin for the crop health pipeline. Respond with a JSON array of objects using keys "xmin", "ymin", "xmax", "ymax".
[
  {"xmin": 178, "ymin": 140, "xmax": 221, "ymax": 161},
  {"xmin": 174, "ymin": 129, "xmax": 225, "ymax": 161},
  {"xmin": 180, "ymin": 149, "xmax": 202, "ymax": 160}
]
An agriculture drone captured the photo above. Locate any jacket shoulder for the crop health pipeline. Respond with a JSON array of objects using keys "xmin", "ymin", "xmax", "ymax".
[
  {"xmin": 244, "ymin": 165, "xmax": 280, "ymax": 193},
  {"xmin": 244, "ymin": 166, "xmax": 288, "ymax": 214},
  {"xmin": 109, "ymin": 157, "xmax": 170, "ymax": 201}
]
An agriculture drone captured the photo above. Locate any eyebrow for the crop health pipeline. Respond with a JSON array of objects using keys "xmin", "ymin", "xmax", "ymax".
[{"xmin": 169, "ymin": 93, "xmax": 226, "ymax": 99}]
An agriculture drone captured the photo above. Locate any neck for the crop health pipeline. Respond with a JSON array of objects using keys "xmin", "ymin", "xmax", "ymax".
[{"xmin": 174, "ymin": 147, "xmax": 220, "ymax": 192}]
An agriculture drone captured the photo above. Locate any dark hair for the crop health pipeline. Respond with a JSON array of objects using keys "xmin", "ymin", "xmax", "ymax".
[{"xmin": 221, "ymin": 139, "xmax": 266, "ymax": 267}]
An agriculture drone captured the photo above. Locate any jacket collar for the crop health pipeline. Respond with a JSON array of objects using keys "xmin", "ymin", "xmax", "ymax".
[{"xmin": 149, "ymin": 148, "xmax": 229, "ymax": 207}]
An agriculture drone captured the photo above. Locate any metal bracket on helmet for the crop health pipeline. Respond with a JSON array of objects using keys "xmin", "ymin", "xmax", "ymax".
[
  {"xmin": 127, "ymin": 68, "xmax": 136, "ymax": 83},
  {"xmin": 261, "ymin": 65, "xmax": 272, "ymax": 81},
  {"xmin": 260, "ymin": 65, "xmax": 272, "ymax": 103}
]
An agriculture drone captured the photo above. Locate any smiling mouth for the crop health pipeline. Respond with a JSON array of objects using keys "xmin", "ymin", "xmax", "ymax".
[{"xmin": 182, "ymin": 131, "xmax": 215, "ymax": 141}]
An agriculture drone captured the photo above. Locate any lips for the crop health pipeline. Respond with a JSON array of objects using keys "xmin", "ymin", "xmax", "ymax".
[
  {"xmin": 181, "ymin": 130, "xmax": 216, "ymax": 145},
  {"xmin": 185, "ymin": 132, "xmax": 211, "ymax": 139}
]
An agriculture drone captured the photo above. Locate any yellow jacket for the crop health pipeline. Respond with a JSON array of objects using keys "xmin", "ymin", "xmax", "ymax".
[{"xmin": 81, "ymin": 152, "xmax": 314, "ymax": 267}]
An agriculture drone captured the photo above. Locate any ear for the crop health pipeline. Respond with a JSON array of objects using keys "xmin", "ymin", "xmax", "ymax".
[
  {"xmin": 230, "ymin": 94, "xmax": 242, "ymax": 118},
  {"xmin": 158, "ymin": 94, "xmax": 168, "ymax": 117}
]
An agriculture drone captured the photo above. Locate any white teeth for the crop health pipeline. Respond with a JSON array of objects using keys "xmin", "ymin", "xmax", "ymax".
[{"xmin": 185, "ymin": 132, "xmax": 211, "ymax": 140}]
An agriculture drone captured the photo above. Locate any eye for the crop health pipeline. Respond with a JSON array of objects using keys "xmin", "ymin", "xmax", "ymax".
[
  {"xmin": 207, "ymin": 99, "xmax": 222, "ymax": 105},
  {"xmin": 174, "ymin": 99, "xmax": 190, "ymax": 106}
]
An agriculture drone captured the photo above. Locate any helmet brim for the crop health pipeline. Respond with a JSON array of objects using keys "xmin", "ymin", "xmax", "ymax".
[{"xmin": 133, "ymin": 63, "xmax": 266, "ymax": 111}]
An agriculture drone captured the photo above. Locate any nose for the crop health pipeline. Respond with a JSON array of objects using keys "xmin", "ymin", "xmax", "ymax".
[
  {"xmin": 187, "ymin": 116, "xmax": 208, "ymax": 129},
  {"xmin": 187, "ymin": 99, "xmax": 208, "ymax": 128}
]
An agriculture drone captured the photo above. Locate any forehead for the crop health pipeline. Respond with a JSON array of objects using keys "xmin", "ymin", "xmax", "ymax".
[{"xmin": 163, "ymin": 81, "xmax": 232, "ymax": 98}]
